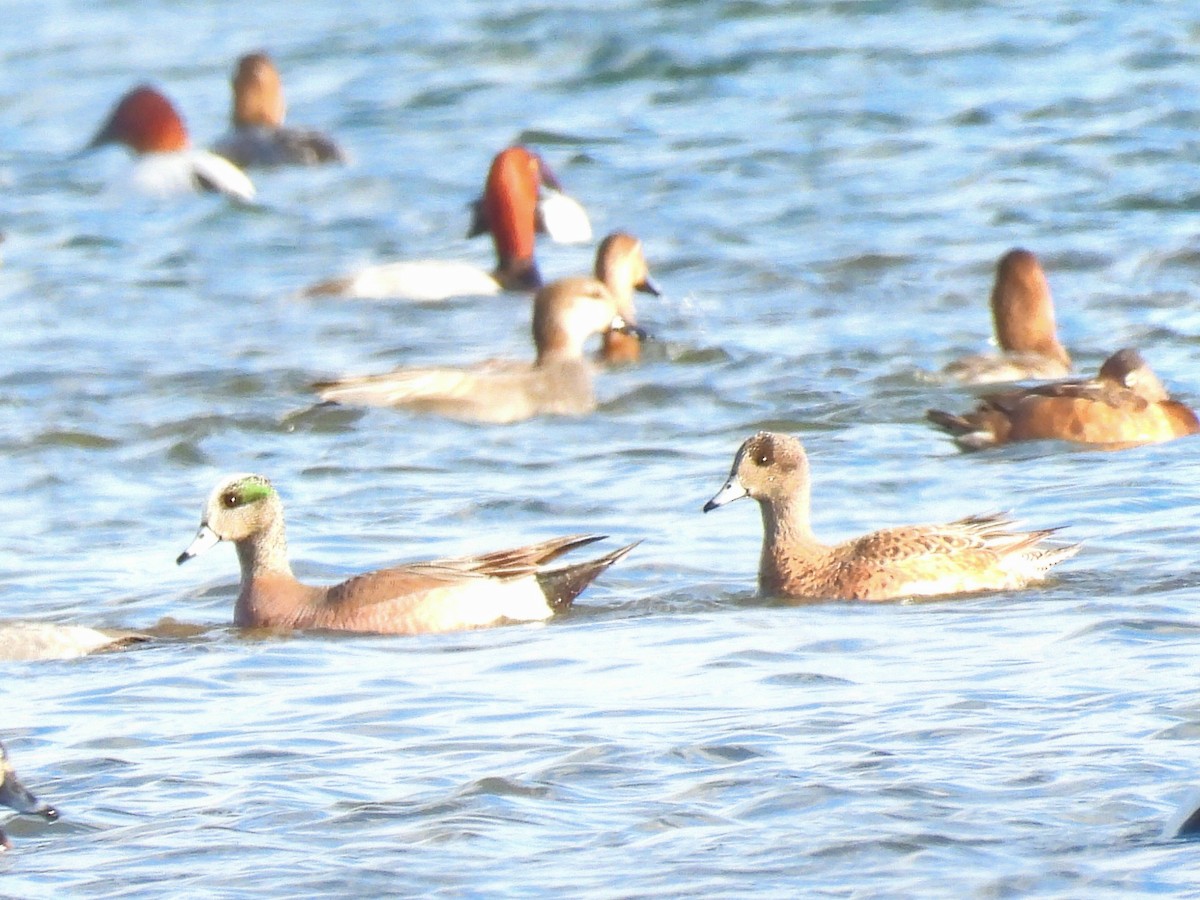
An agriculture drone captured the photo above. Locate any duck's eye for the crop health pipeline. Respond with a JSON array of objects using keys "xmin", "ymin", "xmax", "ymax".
[{"xmin": 221, "ymin": 491, "xmax": 240, "ymax": 509}]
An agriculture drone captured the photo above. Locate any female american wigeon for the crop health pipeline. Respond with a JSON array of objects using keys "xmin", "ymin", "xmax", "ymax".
[
  {"xmin": 941, "ymin": 248, "xmax": 1072, "ymax": 384},
  {"xmin": 211, "ymin": 52, "xmax": 346, "ymax": 169},
  {"xmin": 928, "ymin": 348, "xmax": 1200, "ymax": 450},
  {"xmin": 303, "ymin": 146, "xmax": 590, "ymax": 300},
  {"xmin": 177, "ymin": 474, "xmax": 635, "ymax": 634},
  {"xmin": 703, "ymin": 432, "xmax": 1077, "ymax": 602},
  {"xmin": 314, "ymin": 236, "xmax": 649, "ymax": 423},
  {"xmin": 0, "ymin": 742, "xmax": 58, "ymax": 851}
]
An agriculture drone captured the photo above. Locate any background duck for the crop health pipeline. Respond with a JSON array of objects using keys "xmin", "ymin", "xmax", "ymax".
[
  {"xmin": 591, "ymin": 232, "xmax": 661, "ymax": 364},
  {"xmin": 302, "ymin": 145, "xmax": 590, "ymax": 301},
  {"xmin": 177, "ymin": 474, "xmax": 635, "ymax": 634},
  {"xmin": 313, "ymin": 246, "xmax": 643, "ymax": 422},
  {"xmin": 704, "ymin": 431, "xmax": 1078, "ymax": 601},
  {"xmin": 84, "ymin": 85, "xmax": 255, "ymax": 202},
  {"xmin": 941, "ymin": 248, "xmax": 1071, "ymax": 384},
  {"xmin": 928, "ymin": 348, "xmax": 1200, "ymax": 450},
  {"xmin": 211, "ymin": 52, "xmax": 346, "ymax": 168}
]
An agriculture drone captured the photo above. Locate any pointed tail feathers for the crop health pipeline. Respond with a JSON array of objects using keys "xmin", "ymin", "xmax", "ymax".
[{"xmin": 537, "ymin": 541, "xmax": 639, "ymax": 611}]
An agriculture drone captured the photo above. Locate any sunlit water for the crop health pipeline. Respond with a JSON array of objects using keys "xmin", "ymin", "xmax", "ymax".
[{"xmin": 2, "ymin": 0, "xmax": 1200, "ymax": 895}]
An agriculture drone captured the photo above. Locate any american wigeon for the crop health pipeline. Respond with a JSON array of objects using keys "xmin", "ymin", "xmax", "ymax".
[
  {"xmin": 303, "ymin": 146, "xmax": 590, "ymax": 300},
  {"xmin": 592, "ymin": 233, "xmax": 661, "ymax": 364},
  {"xmin": 0, "ymin": 742, "xmax": 58, "ymax": 851},
  {"xmin": 703, "ymin": 431, "xmax": 1077, "ymax": 601},
  {"xmin": 211, "ymin": 52, "xmax": 346, "ymax": 168},
  {"xmin": 177, "ymin": 474, "xmax": 636, "ymax": 634},
  {"xmin": 928, "ymin": 348, "xmax": 1200, "ymax": 450},
  {"xmin": 84, "ymin": 85, "xmax": 256, "ymax": 202},
  {"xmin": 313, "ymin": 239, "xmax": 647, "ymax": 422},
  {"xmin": 942, "ymin": 249, "xmax": 1071, "ymax": 384}
]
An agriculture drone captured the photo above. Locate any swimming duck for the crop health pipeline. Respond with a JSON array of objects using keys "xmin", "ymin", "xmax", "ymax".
[
  {"xmin": 941, "ymin": 249, "xmax": 1071, "ymax": 384},
  {"xmin": 314, "ymin": 237, "xmax": 646, "ymax": 422},
  {"xmin": 0, "ymin": 622, "xmax": 146, "ymax": 662},
  {"xmin": 211, "ymin": 52, "xmax": 346, "ymax": 168},
  {"xmin": 928, "ymin": 348, "xmax": 1200, "ymax": 450},
  {"xmin": 302, "ymin": 145, "xmax": 590, "ymax": 301},
  {"xmin": 591, "ymin": 233, "xmax": 661, "ymax": 364},
  {"xmin": 84, "ymin": 85, "xmax": 255, "ymax": 202},
  {"xmin": 177, "ymin": 474, "xmax": 636, "ymax": 634},
  {"xmin": 0, "ymin": 742, "xmax": 58, "ymax": 851},
  {"xmin": 703, "ymin": 431, "xmax": 1077, "ymax": 601}
]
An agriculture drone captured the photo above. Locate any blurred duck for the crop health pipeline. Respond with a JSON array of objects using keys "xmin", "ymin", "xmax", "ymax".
[
  {"xmin": 303, "ymin": 145, "xmax": 590, "ymax": 301},
  {"xmin": 0, "ymin": 742, "xmax": 58, "ymax": 851},
  {"xmin": 84, "ymin": 85, "xmax": 255, "ymax": 202},
  {"xmin": 177, "ymin": 474, "xmax": 635, "ymax": 634},
  {"xmin": 928, "ymin": 348, "xmax": 1200, "ymax": 450},
  {"xmin": 704, "ymin": 431, "xmax": 1077, "ymax": 601},
  {"xmin": 211, "ymin": 52, "xmax": 346, "ymax": 168},
  {"xmin": 591, "ymin": 233, "xmax": 661, "ymax": 364},
  {"xmin": 0, "ymin": 622, "xmax": 146, "ymax": 662},
  {"xmin": 314, "ymin": 236, "xmax": 647, "ymax": 422},
  {"xmin": 941, "ymin": 249, "xmax": 1071, "ymax": 384}
]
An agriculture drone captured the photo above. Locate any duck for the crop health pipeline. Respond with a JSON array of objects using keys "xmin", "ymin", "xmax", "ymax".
[
  {"xmin": 0, "ymin": 622, "xmax": 147, "ymax": 662},
  {"xmin": 84, "ymin": 85, "xmax": 255, "ymax": 202},
  {"xmin": 176, "ymin": 474, "xmax": 636, "ymax": 635},
  {"xmin": 703, "ymin": 431, "xmax": 1078, "ymax": 601},
  {"xmin": 941, "ymin": 248, "xmax": 1071, "ymax": 384},
  {"xmin": 211, "ymin": 51, "xmax": 346, "ymax": 168},
  {"xmin": 591, "ymin": 233, "xmax": 661, "ymax": 364},
  {"xmin": 302, "ymin": 145, "xmax": 590, "ymax": 301},
  {"xmin": 927, "ymin": 348, "xmax": 1200, "ymax": 450},
  {"xmin": 314, "ymin": 236, "xmax": 647, "ymax": 422},
  {"xmin": 0, "ymin": 742, "xmax": 58, "ymax": 851}
]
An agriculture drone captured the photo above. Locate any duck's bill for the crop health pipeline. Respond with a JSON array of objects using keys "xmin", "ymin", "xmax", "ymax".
[
  {"xmin": 638, "ymin": 275, "xmax": 663, "ymax": 297},
  {"xmin": 0, "ymin": 769, "xmax": 57, "ymax": 820},
  {"xmin": 176, "ymin": 524, "xmax": 221, "ymax": 565},
  {"xmin": 536, "ymin": 189, "xmax": 592, "ymax": 244},
  {"xmin": 609, "ymin": 315, "xmax": 649, "ymax": 343},
  {"xmin": 703, "ymin": 475, "xmax": 748, "ymax": 512}
]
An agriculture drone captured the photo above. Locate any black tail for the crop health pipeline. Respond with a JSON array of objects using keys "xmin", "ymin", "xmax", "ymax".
[{"xmin": 536, "ymin": 541, "xmax": 639, "ymax": 611}]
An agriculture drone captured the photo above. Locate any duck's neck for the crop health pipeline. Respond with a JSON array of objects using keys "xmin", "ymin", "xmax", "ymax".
[
  {"xmin": 494, "ymin": 258, "xmax": 542, "ymax": 292},
  {"xmin": 758, "ymin": 492, "xmax": 824, "ymax": 594},
  {"xmin": 235, "ymin": 518, "xmax": 295, "ymax": 581}
]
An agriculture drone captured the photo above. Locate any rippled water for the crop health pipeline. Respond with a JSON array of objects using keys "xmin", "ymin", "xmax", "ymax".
[{"xmin": 3, "ymin": 0, "xmax": 1200, "ymax": 894}]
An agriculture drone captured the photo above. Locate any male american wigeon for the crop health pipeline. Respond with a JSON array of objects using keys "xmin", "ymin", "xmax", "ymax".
[
  {"xmin": 941, "ymin": 248, "xmax": 1072, "ymax": 384},
  {"xmin": 928, "ymin": 348, "xmax": 1200, "ymax": 450},
  {"xmin": 303, "ymin": 146, "xmax": 589, "ymax": 300},
  {"xmin": 703, "ymin": 431, "xmax": 1077, "ymax": 601},
  {"xmin": 314, "ymin": 236, "xmax": 649, "ymax": 423},
  {"xmin": 211, "ymin": 51, "xmax": 346, "ymax": 168},
  {"xmin": 0, "ymin": 742, "xmax": 58, "ymax": 851},
  {"xmin": 177, "ymin": 474, "xmax": 636, "ymax": 634}
]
